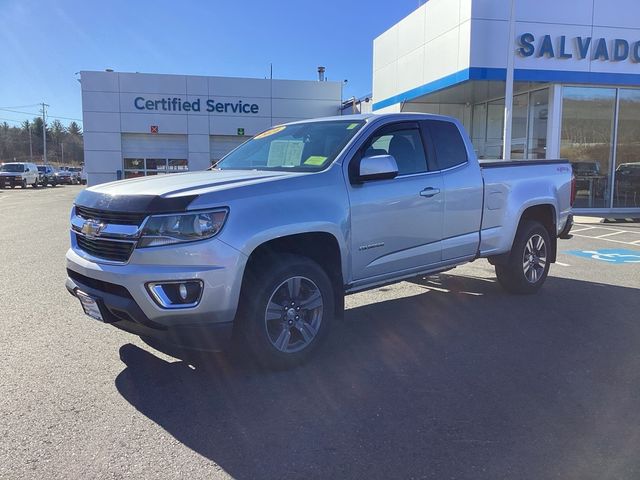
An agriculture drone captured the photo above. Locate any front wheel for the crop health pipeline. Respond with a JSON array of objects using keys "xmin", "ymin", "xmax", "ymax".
[
  {"xmin": 238, "ymin": 254, "xmax": 334, "ymax": 369},
  {"xmin": 20, "ymin": 180, "xmax": 27, "ymax": 189},
  {"xmin": 495, "ymin": 220, "xmax": 551, "ymax": 294}
]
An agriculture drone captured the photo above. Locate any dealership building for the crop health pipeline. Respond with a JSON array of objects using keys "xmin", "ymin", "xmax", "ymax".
[
  {"xmin": 81, "ymin": 0, "xmax": 640, "ymax": 216},
  {"xmin": 80, "ymin": 71, "xmax": 341, "ymax": 185},
  {"xmin": 372, "ymin": 0, "xmax": 640, "ymax": 215}
]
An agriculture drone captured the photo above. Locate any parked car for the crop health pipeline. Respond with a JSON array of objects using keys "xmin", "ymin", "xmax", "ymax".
[
  {"xmin": 68, "ymin": 166, "xmax": 87, "ymax": 184},
  {"xmin": 570, "ymin": 161, "xmax": 606, "ymax": 202},
  {"xmin": 615, "ymin": 162, "xmax": 640, "ymax": 206},
  {"xmin": 55, "ymin": 168, "xmax": 77, "ymax": 185},
  {"xmin": 0, "ymin": 162, "xmax": 40, "ymax": 188},
  {"xmin": 36, "ymin": 164, "xmax": 59, "ymax": 187},
  {"xmin": 66, "ymin": 114, "xmax": 574, "ymax": 368}
]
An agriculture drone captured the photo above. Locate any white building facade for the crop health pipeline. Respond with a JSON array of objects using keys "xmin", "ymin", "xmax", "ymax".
[
  {"xmin": 81, "ymin": 71, "xmax": 342, "ymax": 186},
  {"xmin": 373, "ymin": 0, "xmax": 640, "ymax": 215}
]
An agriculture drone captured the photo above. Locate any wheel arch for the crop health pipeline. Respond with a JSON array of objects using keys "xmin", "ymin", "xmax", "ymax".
[
  {"xmin": 489, "ymin": 203, "xmax": 558, "ymax": 265},
  {"xmin": 519, "ymin": 204, "xmax": 557, "ymax": 263},
  {"xmin": 241, "ymin": 231, "xmax": 345, "ymax": 320}
]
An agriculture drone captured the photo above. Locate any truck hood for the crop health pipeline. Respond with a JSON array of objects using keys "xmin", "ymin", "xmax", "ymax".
[{"xmin": 74, "ymin": 169, "xmax": 294, "ymax": 213}]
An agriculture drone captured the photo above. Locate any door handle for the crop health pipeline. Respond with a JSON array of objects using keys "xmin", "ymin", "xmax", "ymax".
[{"xmin": 420, "ymin": 187, "xmax": 440, "ymax": 198}]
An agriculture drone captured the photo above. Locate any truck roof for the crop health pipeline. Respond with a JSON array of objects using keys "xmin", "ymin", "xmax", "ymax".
[{"xmin": 284, "ymin": 112, "xmax": 458, "ymax": 125}]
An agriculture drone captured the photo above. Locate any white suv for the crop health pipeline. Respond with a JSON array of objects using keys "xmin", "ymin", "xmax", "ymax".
[{"xmin": 0, "ymin": 162, "xmax": 40, "ymax": 188}]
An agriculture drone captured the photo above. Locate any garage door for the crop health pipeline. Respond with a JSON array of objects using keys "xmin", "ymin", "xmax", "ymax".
[
  {"xmin": 121, "ymin": 134, "xmax": 188, "ymax": 178},
  {"xmin": 210, "ymin": 135, "xmax": 248, "ymax": 164}
]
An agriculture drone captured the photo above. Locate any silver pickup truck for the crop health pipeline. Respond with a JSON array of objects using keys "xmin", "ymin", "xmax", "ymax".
[{"xmin": 66, "ymin": 113, "xmax": 574, "ymax": 368}]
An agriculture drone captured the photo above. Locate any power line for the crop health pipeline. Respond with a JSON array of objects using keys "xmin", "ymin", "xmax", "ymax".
[
  {"xmin": 48, "ymin": 113, "xmax": 83, "ymax": 122},
  {"xmin": 0, "ymin": 104, "xmax": 41, "ymax": 109},
  {"xmin": 0, "ymin": 108, "xmax": 40, "ymax": 116},
  {"xmin": 0, "ymin": 107, "xmax": 83, "ymax": 123},
  {"xmin": 0, "ymin": 117, "xmax": 25, "ymax": 125}
]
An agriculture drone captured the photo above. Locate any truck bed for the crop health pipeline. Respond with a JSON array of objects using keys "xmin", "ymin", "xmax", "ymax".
[{"xmin": 478, "ymin": 159, "xmax": 573, "ymax": 257}]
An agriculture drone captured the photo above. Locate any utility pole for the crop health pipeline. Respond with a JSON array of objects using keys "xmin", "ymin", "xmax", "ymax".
[
  {"xmin": 502, "ymin": 0, "xmax": 516, "ymax": 161},
  {"xmin": 28, "ymin": 123, "xmax": 33, "ymax": 162},
  {"xmin": 41, "ymin": 102, "xmax": 49, "ymax": 164},
  {"xmin": 61, "ymin": 142, "xmax": 64, "ymax": 164}
]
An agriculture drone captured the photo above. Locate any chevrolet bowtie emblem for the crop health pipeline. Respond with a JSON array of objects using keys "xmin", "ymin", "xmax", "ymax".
[{"xmin": 81, "ymin": 219, "xmax": 105, "ymax": 237}]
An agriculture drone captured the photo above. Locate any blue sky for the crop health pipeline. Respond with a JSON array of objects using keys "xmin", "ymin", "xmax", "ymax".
[{"xmin": 0, "ymin": 0, "xmax": 420, "ymax": 129}]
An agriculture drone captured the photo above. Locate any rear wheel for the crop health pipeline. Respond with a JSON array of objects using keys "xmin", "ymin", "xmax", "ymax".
[
  {"xmin": 238, "ymin": 254, "xmax": 334, "ymax": 369},
  {"xmin": 495, "ymin": 220, "xmax": 551, "ymax": 294}
]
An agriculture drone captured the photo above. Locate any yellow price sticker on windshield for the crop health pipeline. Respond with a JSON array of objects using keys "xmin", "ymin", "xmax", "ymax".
[
  {"xmin": 346, "ymin": 123, "xmax": 359, "ymax": 130},
  {"xmin": 304, "ymin": 156, "xmax": 327, "ymax": 166},
  {"xmin": 254, "ymin": 125, "xmax": 286, "ymax": 139}
]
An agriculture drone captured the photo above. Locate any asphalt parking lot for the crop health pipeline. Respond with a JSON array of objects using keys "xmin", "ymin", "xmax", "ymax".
[{"xmin": 1, "ymin": 186, "xmax": 639, "ymax": 479}]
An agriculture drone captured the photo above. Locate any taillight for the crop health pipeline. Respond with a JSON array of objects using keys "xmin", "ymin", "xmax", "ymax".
[{"xmin": 570, "ymin": 173, "xmax": 577, "ymax": 207}]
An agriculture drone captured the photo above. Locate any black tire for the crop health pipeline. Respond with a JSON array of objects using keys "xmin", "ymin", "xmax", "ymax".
[
  {"xmin": 495, "ymin": 220, "xmax": 551, "ymax": 294},
  {"xmin": 238, "ymin": 254, "xmax": 334, "ymax": 369},
  {"xmin": 32, "ymin": 181, "xmax": 39, "ymax": 188},
  {"xmin": 20, "ymin": 180, "xmax": 27, "ymax": 189}
]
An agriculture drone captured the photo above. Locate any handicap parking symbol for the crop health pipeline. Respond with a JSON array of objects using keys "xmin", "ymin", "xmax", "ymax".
[{"xmin": 565, "ymin": 248, "xmax": 640, "ymax": 264}]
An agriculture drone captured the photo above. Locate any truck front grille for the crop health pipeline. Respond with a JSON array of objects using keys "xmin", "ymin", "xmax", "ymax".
[
  {"xmin": 75, "ymin": 205, "xmax": 147, "ymax": 226},
  {"xmin": 75, "ymin": 233, "xmax": 136, "ymax": 263}
]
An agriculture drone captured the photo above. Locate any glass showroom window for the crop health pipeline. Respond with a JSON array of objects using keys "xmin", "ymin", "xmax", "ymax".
[
  {"xmin": 471, "ymin": 88, "xmax": 548, "ymax": 160},
  {"xmin": 123, "ymin": 158, "xmax": 188, "ymax": 178},
  {"xmin": 485, "ymin": 98, "xmax": 505, "ymax": 159},
  {"xmin": 527, "ymin": 89, "xmax": 548, "ymax": 160},
  {"xmin": 471, "ymin": 103, "xmax": 487, "ymax": 158},
  {"xmin": 613, "ymin": 89, "xmax": 640, "ymax": 208},
  {"xmin": 560, "ymin": 87, "xmax": 616, "ymax": 209},
  {"xmin": 510, "ymin": 93, "xmax": 529, "ymax": 159}
]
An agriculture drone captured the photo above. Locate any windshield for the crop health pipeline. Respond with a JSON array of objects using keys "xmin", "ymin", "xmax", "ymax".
[
  {"xmin": 1, "ymin": 164, "xmax": 25, "ymax": 172},
  {"xmin": 217, "ymin": 120, "xmax": 365, "ymax": 172},
  {"xmin": 37, "ymin": 166, "xmax": 46, "ymax": 172}
]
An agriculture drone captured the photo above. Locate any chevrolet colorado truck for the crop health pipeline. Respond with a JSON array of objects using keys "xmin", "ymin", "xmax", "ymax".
[{"xmin": 66, "ymin": 114, "xmax": 575, "ymax": 368}]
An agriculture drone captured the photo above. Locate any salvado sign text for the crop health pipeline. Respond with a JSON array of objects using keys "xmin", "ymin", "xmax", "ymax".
[
  {"xmin": 518, "ymin": 33, "xmax": 640, "ymax": 63},
  {"xmin": 134, "ymin": 97, "xmax": 260, "ymax": 114}
]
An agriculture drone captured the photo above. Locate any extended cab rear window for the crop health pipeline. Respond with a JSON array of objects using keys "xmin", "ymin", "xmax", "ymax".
[{"xmin": 423, "ymin": 120, "xmax": 468, "ymax": 170}]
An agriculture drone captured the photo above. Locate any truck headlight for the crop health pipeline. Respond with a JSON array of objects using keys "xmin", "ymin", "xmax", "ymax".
[{"xmin": 138, "ymin": 209, "xmax": 228, "ymax": 247}]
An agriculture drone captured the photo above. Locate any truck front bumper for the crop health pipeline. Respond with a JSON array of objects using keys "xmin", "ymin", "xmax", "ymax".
[{"xmin": 65, "ymin": 238, "xmax": 247, "ymax": 352}]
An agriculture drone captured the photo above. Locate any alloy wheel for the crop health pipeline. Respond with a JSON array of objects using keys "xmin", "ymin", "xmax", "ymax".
[
  {"xmin": 522, "ymin": 234, "xmax": 547, "ymax": 283},
  {"xmin": 264, "ymin": 276, "xmax": 323, "ymax": 353}
]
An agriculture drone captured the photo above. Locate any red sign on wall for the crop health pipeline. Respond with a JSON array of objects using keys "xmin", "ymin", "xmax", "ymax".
[{"xmin": 150, "ymin": 125, "xmax": 159, "ymax": 134}]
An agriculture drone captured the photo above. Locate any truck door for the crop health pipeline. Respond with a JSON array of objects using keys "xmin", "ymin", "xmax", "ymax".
[
  {"xmin": 421, "ymin": 120, "xmax": 483, "ymax": 261},
  {"xmin": 347, "ymin": 121, "xmax": 444, "ymax": 282}
]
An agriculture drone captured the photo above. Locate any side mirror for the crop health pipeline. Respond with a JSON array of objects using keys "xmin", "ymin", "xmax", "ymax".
[{"xmin": 356, "ymin": 154, "xmax": 399, "ymax": 183}]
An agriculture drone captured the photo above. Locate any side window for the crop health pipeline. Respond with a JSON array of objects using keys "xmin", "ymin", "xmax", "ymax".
[
  {"xmin": 362, "ymin": 127, "xmax": 428, "ymax": 176},
  {"xmin": 424, "ymin": 120, "xmax": 468, "ymax": 170}
]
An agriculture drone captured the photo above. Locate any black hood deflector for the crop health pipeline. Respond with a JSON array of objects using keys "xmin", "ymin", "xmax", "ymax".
[{"xmin": 75, "ymin": 189, "xmax": 197, "ymax": 213}]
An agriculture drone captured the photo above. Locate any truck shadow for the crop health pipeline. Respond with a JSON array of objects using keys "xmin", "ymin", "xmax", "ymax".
[{"xmin": 115, "ymin": 274, "xmax": 640, "ymax": 479}]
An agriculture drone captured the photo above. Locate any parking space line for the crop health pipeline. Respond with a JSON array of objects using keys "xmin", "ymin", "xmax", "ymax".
[
  {"xmin": 595, "ymin": 231, "xmax": 625, "ymax": 238},
  {"xmin": 574, "ymin": 224, "xmax": 640, "ymax": 235},
  {"xmin": 572, "ymin": 233, "xmax": 640, "ymax": 247},
  {"xmin": 570, "ymin": 226, "xmax": 596, "ymax": 233}
]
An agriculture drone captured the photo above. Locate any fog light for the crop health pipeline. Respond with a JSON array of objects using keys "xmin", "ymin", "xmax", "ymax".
[{"xmin": 147, "ymin": 280, "xmax": 203, "ymax": 309}]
